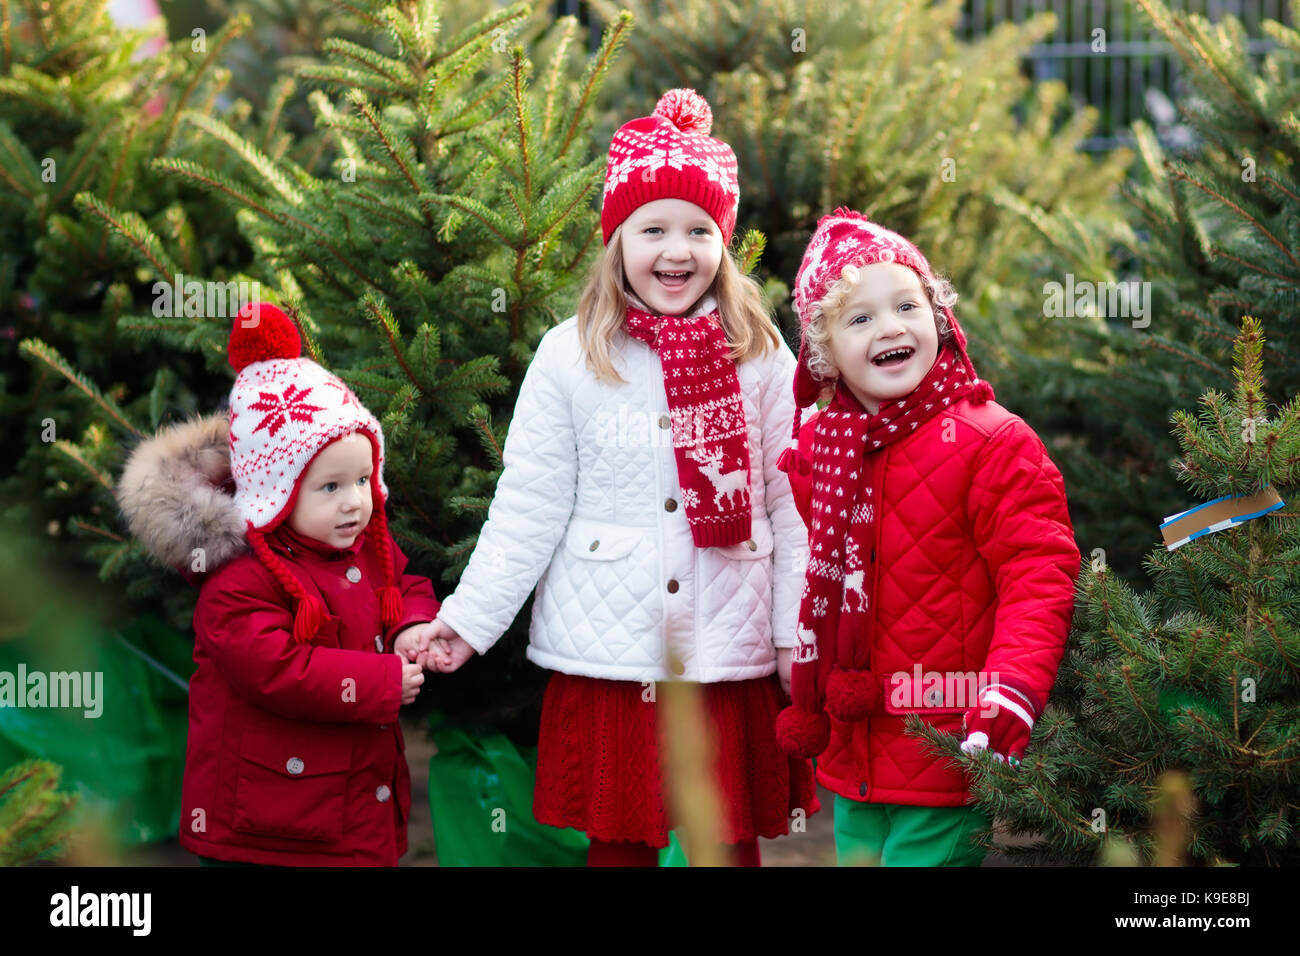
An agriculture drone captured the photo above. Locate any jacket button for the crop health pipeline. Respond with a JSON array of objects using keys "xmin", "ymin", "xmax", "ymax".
[
  {"xmin": 658, "ymin": 415, "xmax": 670, "ymax": 430},
  {"xmin": 671, "ymin": 658, "xmax": 686, "ymax": 676},
  {"xmin": 376, "ymin": 785, "xmax": 392, "ymax": 802},
  {"xmin": 746, "ymin": 539, "xmax": 757, "ymax": 551},
  {"xmin": 859, "ymin": 782, "xmax": 867, "ymax": 797},
  {"xmin": 589, "ymin": 540, "xmax": 599, "ymax": 552},
  {"xmin": 286, "ymin": 757, "xmax": 305, "ymax": 776},
  {"xmin": 346, "ymin": 566, "xmax": 362, "ymax": 583},
  {"xmin": 665, "ymin": 498, "xmax": 677, "ymax": 512},
  {"xmin": 374, "ymin": 634, "xmax": 384, "ymax": 653},
  {"xmin": 666, "ymin": 579, "xmax": 679, "ymax": 594}
]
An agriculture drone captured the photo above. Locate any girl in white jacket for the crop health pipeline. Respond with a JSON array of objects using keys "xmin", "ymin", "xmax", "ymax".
[{"xmin": 422, "ymin": 89, "xmax": 815, "ymax": 866}]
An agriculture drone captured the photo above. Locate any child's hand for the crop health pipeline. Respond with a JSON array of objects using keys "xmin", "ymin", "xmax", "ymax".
[
  {"xmin": 428, "ymin": 626, "xmax": 476, "ymax": 674},
  {"xmin": 960, "ymin": 683, "xmax": 1038, "ymax": 768},
  {"xmin": 393, "ymin": 626, "xmax": 424, "ymax": 664},
  {"xmin": 420, "ymin": 619, "xmax": 459, "ymax": 670},
  {"xmin": 776, "ymin": 647, "xmax": 792, "ymax": 699},
  {"xmin": 400, "ymin": 661, "xmax": 425, "ymax": 706}
]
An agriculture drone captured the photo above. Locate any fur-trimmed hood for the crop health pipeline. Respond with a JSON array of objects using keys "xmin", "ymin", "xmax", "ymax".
[{"xmin": 116, "ymin": 413, "xmax": 249, "ymax": 582}]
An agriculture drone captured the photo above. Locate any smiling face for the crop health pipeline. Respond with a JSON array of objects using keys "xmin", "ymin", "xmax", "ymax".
[
  {"xmin": 287, "ymin": 431, "xmax": 375, "ymax": 548},
  {"xmin": 825, "ymin": 261, "xmax": 941, "ymax": 414},
  {"xmin": 619, "ymin": 198, "xmax": 724, "ymax": 316}
]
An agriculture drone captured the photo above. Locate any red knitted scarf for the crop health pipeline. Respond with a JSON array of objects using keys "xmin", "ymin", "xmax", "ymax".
[
  {"xmin": 624, "ymin": 301, "xmax": 752, "ymax": 547},
  {"xmin": 787, "ymin": 345, "xmax": 977, "ymax": 719}
]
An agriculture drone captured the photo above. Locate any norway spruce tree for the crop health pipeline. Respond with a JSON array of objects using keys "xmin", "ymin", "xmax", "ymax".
[
  {"xmin": 995, "ymin": 0, "xmax": 1300, "ymax": 585},
  {"xmin": 917, "ymin": 316, "xmax": 1300, "ymax": 866},
  {"xmin": 18, "ymin": 0, "xmax": 630, "ymax": 733},
  {"xmin": 0, "ymin": 0, "xmax": 267, "ymax": 642}
]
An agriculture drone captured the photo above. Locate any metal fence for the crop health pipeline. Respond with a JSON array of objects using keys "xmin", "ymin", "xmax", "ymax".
[
  {"xmin": 962, "ymin": 0, "xmax": 1294, "ymax": 150},
  {"xmin": 557, "ymin": 0, "xmax": 1293, "ymax": 152}
]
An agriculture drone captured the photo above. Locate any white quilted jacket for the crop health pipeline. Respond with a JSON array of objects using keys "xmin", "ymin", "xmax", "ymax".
[{"xmin": 435, "ymin": 307, "xmax": 806, "ymax": 683}]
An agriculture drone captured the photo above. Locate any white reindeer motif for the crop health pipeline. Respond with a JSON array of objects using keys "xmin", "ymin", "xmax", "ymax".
[
  {"xmin": 689, "ymin": 445, "xmax": 749, "ymax": 509},
  {"xmin": 793, "ymin": 625, "xmax": 819, "ymax": 663},
  {"xmin": 842, "ymin": 569, "xmax": 868, "ymax": 613},
  {"xmin": 842, "ymin": 541, "xmax": 868, "ymax": 613}
]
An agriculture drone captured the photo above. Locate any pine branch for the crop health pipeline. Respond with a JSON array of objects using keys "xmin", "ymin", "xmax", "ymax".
[
  {"xmin": 17, "ymin": 338, "xmax": 143, "ymax": 439},
  {"xmin": 73, "ymin": 193, "xmax": 181, "ymax": 281},
  {"xmin": 159, "ymin": 14, "xmax": 250, "ymax": 151}
]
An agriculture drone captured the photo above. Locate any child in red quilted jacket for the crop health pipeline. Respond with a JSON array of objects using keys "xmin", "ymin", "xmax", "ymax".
[{"xmin": 773, "ymin": 209, "xmax": 1081, "ymax": 866}]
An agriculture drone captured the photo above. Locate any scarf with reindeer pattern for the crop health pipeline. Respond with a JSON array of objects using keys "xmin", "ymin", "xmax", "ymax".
[
  {"xmin": 624, "ymin": 299, "xmax": 752, "ymax": 548},
  {"xmin": 785, "ymin": 345, "xmax": 978, "ymax": 717}
]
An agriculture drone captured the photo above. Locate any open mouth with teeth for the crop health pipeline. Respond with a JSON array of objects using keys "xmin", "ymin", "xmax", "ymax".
[
  {"xmin": 654, "ymin": 270, "xmax": 693, "ymax": 290},
  {"xmin": 872, "ymin": 346, "xmax": 915, "ymax": 368},
  {"xmin": 335, "ymin": 521, "xmax": 359, "ymax": 533}
]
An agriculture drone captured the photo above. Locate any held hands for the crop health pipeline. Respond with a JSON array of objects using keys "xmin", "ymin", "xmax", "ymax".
[
  {"xmin": 393, "ymin": 625, "xmax": 427, "ymax": 705},
  {"xmin": 418, "ymin": 618, "xmax": 477, "ymax": 674}
]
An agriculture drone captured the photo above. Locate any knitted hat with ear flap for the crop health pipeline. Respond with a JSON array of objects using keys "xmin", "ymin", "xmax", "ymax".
[
  {"xmin": 778, "ymin": 208, "xmax": 995, "ymax": 475},
  {"xmin": 227, "ymin": 302, "xmax": 404, "ymax": 644}
]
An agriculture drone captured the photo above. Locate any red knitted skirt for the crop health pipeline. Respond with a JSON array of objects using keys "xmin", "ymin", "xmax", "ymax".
[{"xmin": 533, "ymin": 672, "xmax": 819, "ymax": 848}]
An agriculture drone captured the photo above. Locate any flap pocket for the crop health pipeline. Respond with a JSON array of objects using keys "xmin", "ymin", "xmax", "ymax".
[
  {"xmin": 233, "ymin": 729, "xmax": 351, "ymax": 842},
  {"xmin": 563, "ymin": 517, "xmax": 646, "ymax": 562},
  {"xmin": 881, "ymin": 675, "xmax": 973, "ymax": 715},
  {"xmin": 716, "ymin": 518, "xmax": 774, "ymax": 560},
  {"xmin": 239, "ymin": 728, "xmax": 352, "ymax": 778}
]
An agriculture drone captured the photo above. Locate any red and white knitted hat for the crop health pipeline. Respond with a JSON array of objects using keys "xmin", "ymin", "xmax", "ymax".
[
  {"xmin": 790, "ymin": 207, "xmax": 991, "ymax": 409},
  {"xmin": 601, "ymin": 88, "xmax": 740, "ymax": 245},
  {"xmin": 227, "ymin": 301, "xmax": 403, "ymax": 642}
]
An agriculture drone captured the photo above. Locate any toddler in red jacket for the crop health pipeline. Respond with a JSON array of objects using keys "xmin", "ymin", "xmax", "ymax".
[
  {"xmin": 117, "ymin": 302, "xmax": 440, "ymax": 866},
  {"xmin": 773, "ymin": 210, "xmax": 1081, "ymax": 866}
]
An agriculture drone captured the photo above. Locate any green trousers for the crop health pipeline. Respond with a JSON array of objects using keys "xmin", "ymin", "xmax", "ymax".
[{"xmin": 832, "ymin": 795, "xmax": 992, "ymax": 867}]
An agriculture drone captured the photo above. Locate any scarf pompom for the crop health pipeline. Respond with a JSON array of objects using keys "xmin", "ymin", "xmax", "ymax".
[
  {"xmin": 826, "ymin": 668, "xmax": 879, "ymax": 721},
  {"xmin": 775, "ymin": 705, "xmax": 831, "ymax": 758}
]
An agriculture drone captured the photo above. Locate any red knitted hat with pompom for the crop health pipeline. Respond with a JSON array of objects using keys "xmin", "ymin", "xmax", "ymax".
[
  {"xmin": 227, "ymin": 301, "xmax": 404, "ymax": 643},
  {"xmin": 600, "ymin": 88, "xmax": 740, "ymax": 245}
]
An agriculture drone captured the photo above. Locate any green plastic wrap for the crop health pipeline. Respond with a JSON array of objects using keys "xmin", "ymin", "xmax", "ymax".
[
  {"xmin": 426, "ymin": 711, "xmax": 687, "ymax": 866},
  {"xmin": 0, "ymin": 611, "xmax": 190, "ymax": 847}
]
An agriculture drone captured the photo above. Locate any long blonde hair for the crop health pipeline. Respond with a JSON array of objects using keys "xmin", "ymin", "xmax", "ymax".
[{"xmin": 576, "ymin": 225, "xmax": 780, "ymax": 384}]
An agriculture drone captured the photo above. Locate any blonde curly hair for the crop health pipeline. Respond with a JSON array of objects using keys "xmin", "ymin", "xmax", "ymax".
[{"xmin": 803, "ymin": 263, "xmax": 959, "ymax": 392}]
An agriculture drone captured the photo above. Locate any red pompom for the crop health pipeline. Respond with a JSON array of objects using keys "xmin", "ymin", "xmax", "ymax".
[
  {"xmin": 653, "ymin": 88, "xmax": 713, "ymax": 135},
  {"xmin": 826, "ymin": 668, "xmax": 879, "ymax": 722},
  {"xmin": 229, "ymin": 302, "xmax": 302, "ymax": 373},
  {"xmin": 775, "ymin": 705, "xmax": 831, "ymax": 758},
  {"xmin": 969, "ymin": 380, "xmax": 995, "ymax": 404}
]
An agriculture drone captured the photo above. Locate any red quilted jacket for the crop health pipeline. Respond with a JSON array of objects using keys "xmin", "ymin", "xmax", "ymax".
[{"xmin": 786, "ymin": 398, "xmax": 1080, "ymax": 807}]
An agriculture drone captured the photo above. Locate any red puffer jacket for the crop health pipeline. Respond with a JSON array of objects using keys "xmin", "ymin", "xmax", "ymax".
[{"xmin": 786, "ymin": 398, "xmax": 1080, "ymax": 807}]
